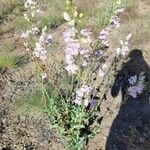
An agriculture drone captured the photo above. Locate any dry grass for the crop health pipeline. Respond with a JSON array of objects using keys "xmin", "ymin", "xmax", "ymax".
[
  {"xmin": 0, "ymin": 0, "xmax": 23, "ymax": 20},
  {"xmin": 108, "ymin": 1, "xmax": 150, "ymax": 57}
]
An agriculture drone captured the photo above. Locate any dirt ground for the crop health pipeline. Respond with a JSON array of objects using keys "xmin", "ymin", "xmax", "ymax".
[
  {"xmin": 0, "ymin": 0, "xmax": 150, "ymax": 150},
  {"xmin": 87, "ymin": 0, "xmax": 150, "ymax": 149}
]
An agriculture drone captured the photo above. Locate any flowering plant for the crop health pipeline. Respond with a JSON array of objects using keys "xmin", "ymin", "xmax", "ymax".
[
  {"xmin": 21, "ymin": 0, "xmax": 139, "ymax": 150},
  {"xmin": 44, "ymin": 1, "xmax": 130, "ymax": 149}
]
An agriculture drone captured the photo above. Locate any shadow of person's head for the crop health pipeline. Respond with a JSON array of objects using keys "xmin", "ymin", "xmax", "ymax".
[
  {"xmin": 128, "ymin": 49, "xmax": 143, "ymax": 59},
  {"xmin": 106, "ymin": 49, "xmax": 150, "ymax": 150},
  {"xmin": 111, "ymin": 49, "xmax": 149, "ymax": 98}
]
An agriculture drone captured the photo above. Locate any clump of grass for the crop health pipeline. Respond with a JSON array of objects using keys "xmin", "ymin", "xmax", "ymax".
[
  {"xmin": 38, "ymin": 15, "xmax": 64, "ymax": 31},
  {"xmin": 15, "ymin": 89, "xmax": 45, "ymax": 115},
  {"xmin": 13, "ymin": 16, "xmax": 32, "ymax": 31},
  {"xmin": 72, "ymin": 0, "xmax": 117, "ymax": 37},
  {"xmin": 73, "ymin": 0, "xmax": 137, "ymax": 37},
  {"xmin": 121, "ymin": 0, "xmax": 137, "ymax": 9},
  {"xmin": 0, "ymin": 52, "xmax": 20, "ymax": 70},
  {"xmin": 0, "ymin": 40, "xmax": 16, "ymax": 52},
  {"xmin": 0, "ymin": 41, "xmax": 23, "ymax": 71},
  {"xmin": 13, "ymin": 0, "xmax": 64, "ymax": 31},
  {"xmin": 0, "ymin": 0, "xmax": 24, "ymax": 21}
]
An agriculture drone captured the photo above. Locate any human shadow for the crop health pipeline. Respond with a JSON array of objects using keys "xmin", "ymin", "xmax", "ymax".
[{"xmin": 105, "ymin": 49, "xmax": 150, "ymax": 150}]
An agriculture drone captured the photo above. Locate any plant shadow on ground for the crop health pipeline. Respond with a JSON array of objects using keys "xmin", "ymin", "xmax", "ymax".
[{"xmin": 105, "ymin": 49, "xmax": 150, "ymax": 150}]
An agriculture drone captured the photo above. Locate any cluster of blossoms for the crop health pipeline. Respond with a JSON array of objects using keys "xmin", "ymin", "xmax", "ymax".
[
  {"xmin": 63, "ymin": 28, "xmax": 92, "ymax": 74},
  {"xmin": 63, "ymin": 28, "xmax": 80, "ymax": 74},
  {"xmin": 98, "ymin": 63, "xmax": 108, "ymax": 77},
  {"xmin": 63, "ymin": 1, "xmax": 96, "ymax": 108},
  {"xmin": 63, "ymin": 2, "xmax": 92, "ymax": 74},
  {"xmin": 74, "ymin": 85, "xmax": 93, "ymax": 106},
  {"xmin": 79, "ymin": 29, "xmax": 92, "ymax": 67},
  {"xmin": 110, "ymin": 8, "xmax": 124, "ymax": 29},
  {"xmin": 33, "ymin": 26, "xmax": 52, "ymax": 61},
  {"xmin": 24, "ymin": 0, "xmax": 36, "ymax": 8},
  {"xmin": 128, "ymin": 73, "xmax": 145, "ymax": 98},
  {"xmin": 24, "ymin": 0, "xmax": 37, "ymax": 22},
  {"xmin": 21, "ymin": 24, "xmax": 52, "ymax": 61},
  {"xmin": 24, "ymin": 0, "xmax": 44, "ymax": 22},
  {"xmin": 116, "ymin": 33, "xmax": 132, "ymax": 58},
  {"xmin": 99, "ymin": 27, "xmax": 110, "ymax": 47},
  {"xmin": 99, "ymin": 3, "xmax": 124, "ymax": 47},
  {"xmin": 22, "ymin": 0, "xmax": 52, "ymax": 80},
  {"xmin": 21, "ymin": 25, "xmax": 40, "ymax": 52}
]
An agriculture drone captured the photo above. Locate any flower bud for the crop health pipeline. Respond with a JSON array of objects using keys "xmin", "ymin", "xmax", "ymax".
[
  {"xmin": 74, "ymin": 11, "xmax": 78, "ymax": 17},
  {"xmin": 79, "ymin": 13, "xmax": 84, "ymax": 18},
  {"xmin": 63, "ymin": 12, "xmax": 71, "ymax": 21}
]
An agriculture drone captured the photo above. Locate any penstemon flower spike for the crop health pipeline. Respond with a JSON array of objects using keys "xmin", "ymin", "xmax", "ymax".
[
  {"xmin": 22, "ymin": 0, "xmax": 53, "ymax": 80},
  {"xmin": 116, "ymin": 33, "xmax": 132, "ymax": 58}
]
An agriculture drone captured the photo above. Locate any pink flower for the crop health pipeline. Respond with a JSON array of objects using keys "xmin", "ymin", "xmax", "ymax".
[
  {"xmin": 25, "ymin": 0, "xmax": 36, "ymax": 8},
  {"xmin": 46, "ymin": 34, "xmax": 53, "ymax": 45},
  {"xmin": 128, "ymin": 73, "xmax": 145, "ymax": 98},
  {"xmin": 33, "ymin": 42, "xmax": 47, "ymax": 60},
  {"xmin": 66, "ymin": 64, "xmax": 78, "ymax": 74},
  {"xmin": 74, "ymin": 85, "xmax": 93, "ymax": 106},
  {"xmin": 65, "ymin": 42, "xmax": 80, "ymax": 56},
  {"xmin": 128, "ymin": 76, "xmax": 137, "ymax": 85},
  {"xmin": 80, "ymin": 29, "xmax": 92, "ymax": 37},
  {"xmin": 99, "ymin": 28, "xmax": 110, "ymax": 47},
  {"xmin": 128, "ymin": 85, "xmax": 144, "ymax": 98},
  {"xmin": 63, "ymin": 28, "xmax": 76, "ymax": 43},
  {"xmin": 31, "ymin": 25, "xmax": 39, "ymax": 35},
  {"xmin": 98, "ymin": 63, "xmax": 108, "ymax": 77}
]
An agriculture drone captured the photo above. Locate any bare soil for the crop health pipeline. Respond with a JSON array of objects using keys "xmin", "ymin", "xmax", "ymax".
[
  {"xmin": 87, "ymin": 0, "xmax": 150, "ymax": 149},
  {"xmin": 0, "ymin": 0, "xmax": 150, "ymax": 150}
]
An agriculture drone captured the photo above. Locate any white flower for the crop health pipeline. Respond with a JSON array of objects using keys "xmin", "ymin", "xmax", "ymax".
[
  {"xmin": 65, "ymin": 54, "xmax": 74, "ymax": 65},
  {"xmin": 65, "ymin": 41, "xmax": 80, "ymax": 56},
  {"xmin": 98, "ymin": 69, "xmax": 105, "ymax": 77},
  {"xmin": 23, "ymin": 42, "xmax": 28, "ymax": 47},
  {"xmin": 111, "ymin": 16, "xmax": 120, "ymax": 28},
  {"xmin": 31, "ymin": 25, "xmax": 39, "ymax": 35},
  {"xmin": 42, "ymin": 26, "xmax": 47, "ymax": 33},
  {"xmin": 117, "ymin": 33, "xmax": 132, "ymax": 58},
  {"xmin": 74, "ymin": 96, "xmax": 82, "ymax": 105},
  {"xmin": 25, "ymin": 0, "xmax": 36, "ymax": 8},
  {"xmin": 63, "ymin": 28, "xmax": 76, "ymax": 43},
  {"xmin": 21, "ymin": 31, "xmax": 29, "ymax": 39},
  {"xmin": 82, "ymin": 61, "xmax": 88, "ymax": 67},
  {"xmin": 116, "ymin": 48, "xmax": 121, "ymax": 55},
  {"xmin": 42, "ymin": 72, "xmax": 47, "ymax": 80},
  {"xmin": 66, "ymin": 64, "xmax": 78, "ymax": 74},
  {"xmin": 68, "ymin": 20, "xmax": 75, "ymax": 26},
  {"xmin": 102, "ymin": 64, "xmax": 107, "ymax": 70},
  {"xmin": 126, "ymin": 33, "xmax": 132, "ymax": 41},
  {"xmin": 98, "ymin": 63, "xmax": 108, "ymax": 77},
  {"xmin": 74, "ymin": 11, "xmax": 78, "ymax": 17},
  {"xmin": 63, "ymin": 12, "xmax": 71, "ymax": 21},
  {"xmin": 24, "ymin": 13, "xmax": 30, "ymax": 22}
]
